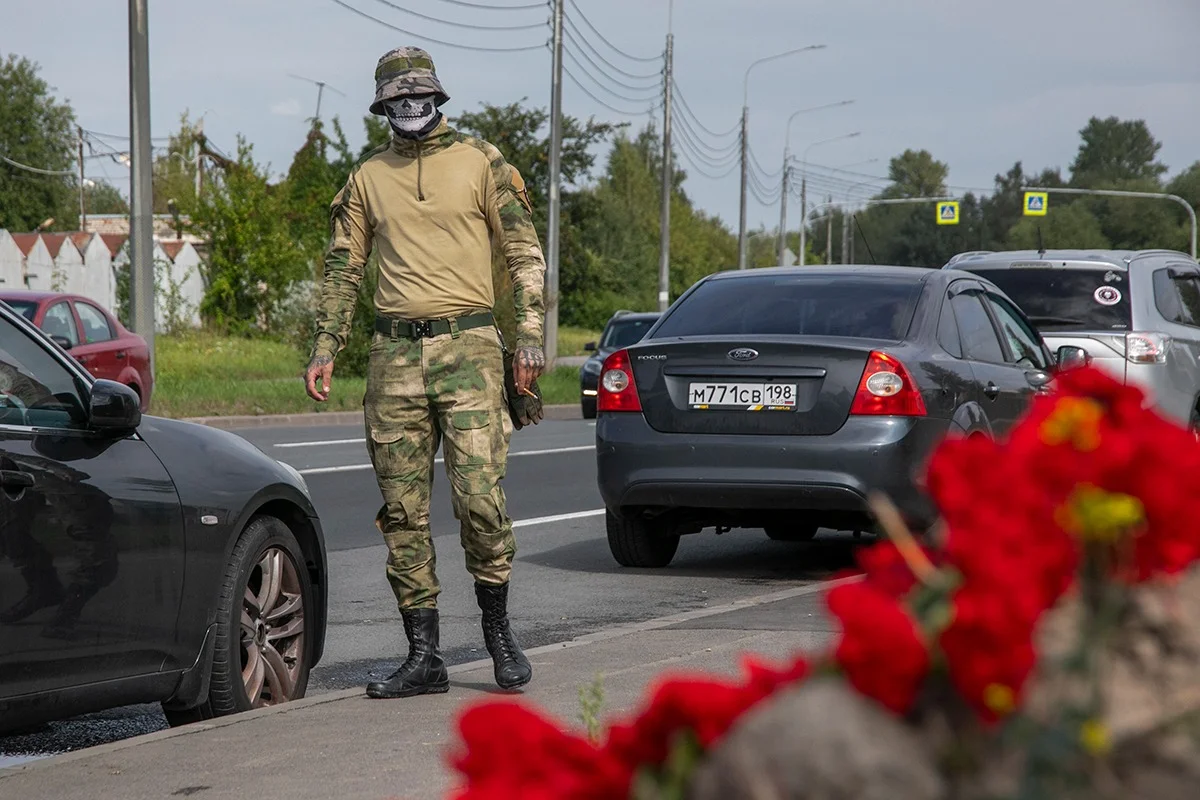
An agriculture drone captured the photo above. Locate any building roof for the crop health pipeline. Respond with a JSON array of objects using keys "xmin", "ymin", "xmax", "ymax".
[
  {"xmin": 10, "ymin": 233, "xmax": 39, "ymax": 256},
  {"xmin": 71, "ymin": 232, "xmax": 94, "ymax": 250}
]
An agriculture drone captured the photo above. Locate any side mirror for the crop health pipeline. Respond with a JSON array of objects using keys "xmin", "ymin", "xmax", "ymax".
[
  {"xmin": 1056, "ymin": 345, "xmax": 1090, "ymax": 371},
  {"xmin": 50, "ymin": 334, "xmax": 73, "ymax": 351},
  {"xmin": 584, "ymin": 341, "xmax": 597, "ymax": 352},
  {"xmin": 89, "ymin": 379, "xmax": 141, "ymax": 431}
]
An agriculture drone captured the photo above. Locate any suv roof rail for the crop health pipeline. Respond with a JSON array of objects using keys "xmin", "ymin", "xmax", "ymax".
[
  {"xmin": 944, "ymin": 251, "xmax": 994, "ymax": 267},
  {"xmin": 612, "ymin": 309, "xmax": 636, "ymax": 318},
  {"xmin": 1128, "ymin": 249, "xmax": 1196, "ymax": 262}
]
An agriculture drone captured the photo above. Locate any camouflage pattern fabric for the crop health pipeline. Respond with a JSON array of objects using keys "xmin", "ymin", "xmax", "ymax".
[
  {"xmin": 369, "ymin": 46, "xmax": 450, "ymax": 115},
  {"xmin": 311, "ymin": 120, "xmax": 546, "ymax": 362},
  {"xmin": 365, "ymin": 325, "xmax": 515, "ymax": 610}
]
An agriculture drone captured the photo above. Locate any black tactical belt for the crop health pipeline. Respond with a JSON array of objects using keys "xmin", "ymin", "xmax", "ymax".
[{"xmin": 374, "ymin": 311, "xmax": 494, "ymax": 340}]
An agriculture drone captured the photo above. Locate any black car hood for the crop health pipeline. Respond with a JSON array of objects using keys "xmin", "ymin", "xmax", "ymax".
[{"xmin": 135, "ymin": 415, "xmax": 316, "ymax": 518}]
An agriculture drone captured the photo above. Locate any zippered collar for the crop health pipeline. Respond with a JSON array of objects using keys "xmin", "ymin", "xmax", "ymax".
[{"xmin": 390, "ymin": 118, "xmax": 457, "ymax": 159}]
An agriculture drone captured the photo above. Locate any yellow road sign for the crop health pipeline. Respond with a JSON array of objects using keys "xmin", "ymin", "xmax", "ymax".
[
  {"xmin": 936, "ymin": 201, "xmax": 960, "ymax": 225},
  {"xmin": 1024, "ymin": 191, "xmax": 1048, "ymax": 216}
]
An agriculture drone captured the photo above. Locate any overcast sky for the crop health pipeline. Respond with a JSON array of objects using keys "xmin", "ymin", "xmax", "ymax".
[{"xmin": 10, "ymin": 0, "xmax": 1200, "ymax": 231}]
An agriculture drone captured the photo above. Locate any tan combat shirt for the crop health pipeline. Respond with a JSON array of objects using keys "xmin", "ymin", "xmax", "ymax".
[{"xmin": 312, "ymin": 120, "xmax": 546, "ymax": 357}]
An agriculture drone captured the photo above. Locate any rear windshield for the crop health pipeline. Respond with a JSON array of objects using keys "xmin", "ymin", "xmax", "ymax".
[
  {"xmin": 652, "ymin": 275, "xmax": 923, "ymax": 340},
  {"xmin": 602, "ymin": 317, "xmax": 657, "ymax": 349},
  {"xmin": 2, "ymin": 300, "xmax": 38, "ymax": 322},
  {"xmin": 966, "ymin": 268, "xmax": 1131, "ymax": 331}
]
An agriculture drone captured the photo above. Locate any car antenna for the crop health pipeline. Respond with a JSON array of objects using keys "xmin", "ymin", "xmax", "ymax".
[
  {"xmin": 1037, "ymin": 225, "xmax": 1046, "ymax": 258},
  {"xmin": 852, "ymin": 214, "xmax": 877, "ymax": 264}
]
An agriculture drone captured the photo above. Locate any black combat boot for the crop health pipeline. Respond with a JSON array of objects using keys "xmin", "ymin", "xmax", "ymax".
[
  {"xmin": 475, "ymin": 582, "xmax": 532, "ymax": 690},
  {"xmin": 365, "ymin": 608, "xmax": 449, "ymax": 699}
]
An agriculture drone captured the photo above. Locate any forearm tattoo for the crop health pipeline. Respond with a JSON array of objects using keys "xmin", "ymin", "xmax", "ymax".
[{"xmin": 308, "ymin": 354, "xmax": 333, "ymax": 372}]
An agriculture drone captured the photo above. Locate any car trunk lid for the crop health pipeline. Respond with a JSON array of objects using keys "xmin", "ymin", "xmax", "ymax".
[{"xmin": 629, "ymin": 337, "xmax": 875, "ymax": 435}]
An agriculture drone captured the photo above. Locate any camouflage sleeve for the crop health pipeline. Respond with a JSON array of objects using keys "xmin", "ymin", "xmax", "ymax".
[
  {"xmin": 483, "ymin": 145, "xmax": 546, "ymax": 350},
  {"xmin": 312, "ymin": 172, "xmax": 372, "ymax": 361}
]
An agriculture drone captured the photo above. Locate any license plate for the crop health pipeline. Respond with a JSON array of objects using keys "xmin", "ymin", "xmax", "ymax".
[{"xmin": 688, "ymin": 382, "xmax": 796, "ymax": 410}]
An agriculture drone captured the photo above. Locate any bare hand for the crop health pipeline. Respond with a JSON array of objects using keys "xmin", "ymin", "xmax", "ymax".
[
  {"xmin": 305, "ymin": 354, "xmax": 334, "ymax": 402},
  {"xmin": 513, "ymin": 346, "xmax": 545, "ymax": 395}
]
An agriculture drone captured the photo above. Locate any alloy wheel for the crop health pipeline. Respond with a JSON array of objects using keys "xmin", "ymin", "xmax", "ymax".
[{"xmin": 240, "ymin": 547, "xmax": 306, "ymax": 707}]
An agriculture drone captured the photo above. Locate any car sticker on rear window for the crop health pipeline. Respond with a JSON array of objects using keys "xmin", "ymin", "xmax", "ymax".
[{"xmin": 1094, "ymin": 286, "xmax": 1122, "ymax": 306}]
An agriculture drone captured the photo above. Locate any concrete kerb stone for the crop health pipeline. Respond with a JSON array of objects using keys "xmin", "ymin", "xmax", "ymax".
[
  {"xmin": 0, "ymin": 576, "xmax": 852, "ymax": 779},
  {"xmin": 182, "ymin": 404, "xmax": 581, "ymax": 430}
]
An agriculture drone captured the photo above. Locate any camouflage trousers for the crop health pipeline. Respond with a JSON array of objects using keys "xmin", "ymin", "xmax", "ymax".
[{"xmin": 364, "ymin": 324, "xmax": 515, "ymax": 610}]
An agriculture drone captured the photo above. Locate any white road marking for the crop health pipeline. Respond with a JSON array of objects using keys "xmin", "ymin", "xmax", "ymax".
[
  {"xmin": 276, "ymin": 437, "xmax": 364, "ymax": 449},
  {"xmin": 297, "ymin": 443, "xmax": 595, "ymax": 476},
  {"xmin": 512, "ymin": 508, "xmax": 605, "ymax": 529}
]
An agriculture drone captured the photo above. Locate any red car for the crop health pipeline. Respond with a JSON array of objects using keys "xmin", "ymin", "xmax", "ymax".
[{"xmin": 0, "ymin": 290, "xmax": 153, "ymax": 411}]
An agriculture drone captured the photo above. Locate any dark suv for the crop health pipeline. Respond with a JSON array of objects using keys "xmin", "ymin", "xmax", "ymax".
[{"xmin": 579, "ymin": 311, "xmax": 661, "ymax": 419}]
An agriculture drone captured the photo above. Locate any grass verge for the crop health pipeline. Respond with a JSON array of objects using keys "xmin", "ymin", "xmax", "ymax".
[
  {"xmin": 151, "ymin": 331, "xmax": 579, "ymax": 418},
  {"xmin": 558, "ymin": 326, "xmax": 601, "ymax": 356}
]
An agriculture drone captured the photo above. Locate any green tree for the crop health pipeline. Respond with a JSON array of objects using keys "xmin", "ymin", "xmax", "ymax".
[
  {"xmin": 84, "ymin": 180, "xmax": 128, "ymax": 215},
  {"xmin": 191, "ymin": 138, "xmax": 307, "ymax": 333},
  {"xmin": 979, "ymin": 162, "xmax": 1066, "ymax": 250},
  {"xmin": 1070, "ymin": 116, "xmax": 1167, "ymax": 186},
  {"xmin": 0, "ymin": 54, "xmax": 77, "ymax": 230},
  {"xmin": 881, "ymin": 149, "xmax": 948, "ymax": 198},
  {"xmin": 153, "ymin": 112, "xmax": 204, "ymax": 214},
  {"xmin": 283, "ymin": 120, "xmax": 343, "ymax": 271},
  {"xmin": 1006, "ymin": 202, "xmax": 1110, "ymax": 250}
]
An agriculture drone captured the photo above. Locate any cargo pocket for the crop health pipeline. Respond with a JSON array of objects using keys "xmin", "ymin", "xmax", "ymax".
[{"xmin": 367, "ymin": 426, "xmax": 407, "ymax": 478}]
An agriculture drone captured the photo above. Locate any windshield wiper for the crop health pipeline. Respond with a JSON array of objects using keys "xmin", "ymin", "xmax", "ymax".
[{"xmin": 1026, "ymin": 315, "xmax": 1088, "ymax": 327}]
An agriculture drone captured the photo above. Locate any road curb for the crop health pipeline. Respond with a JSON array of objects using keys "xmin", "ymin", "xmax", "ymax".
[
  {"xmin": 182, "ymin": 404, "xmax": 582, "ymax": 430},
  {"xmin": 0, "ymin": 576, "xmax": 852, "ymax": 779}
]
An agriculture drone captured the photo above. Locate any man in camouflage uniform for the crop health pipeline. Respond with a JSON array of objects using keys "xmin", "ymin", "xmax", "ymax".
[{"xmin": 304, "ymin": 47, "xmax": 546, "ymax": 698}]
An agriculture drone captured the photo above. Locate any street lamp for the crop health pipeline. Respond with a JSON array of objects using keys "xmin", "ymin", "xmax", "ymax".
[
  {"xmin": 737, "ymin": 44, "xmax": 827, "ymax": 270},
  {"xmin": 777, "ymin": 99, "xmax": 855, "ymax": 265},
  {"xmin": 797, "ymin": 132, "xmax": 860, "ymax": 265}
]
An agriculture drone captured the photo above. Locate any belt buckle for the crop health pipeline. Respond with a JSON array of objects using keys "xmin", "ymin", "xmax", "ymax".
[{"xmin": 412, "ymin": 320, "xmax": 433, "ymax": 339}]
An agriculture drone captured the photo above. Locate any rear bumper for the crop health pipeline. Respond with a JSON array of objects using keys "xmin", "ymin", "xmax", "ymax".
[{"xmin": 596, "ymin": 413, "xmax": 951, "ymax": 527}]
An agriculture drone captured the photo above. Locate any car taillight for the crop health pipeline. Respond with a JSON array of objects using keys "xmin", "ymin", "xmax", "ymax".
[
  {"xmin": 597, "ymin": 349, "xmax": 642, "ymax": 412},
  {"xmin": 1126, "ymin": 332, "xmax": 1169, "ymax": 364},
  {"xmin": 850, "ymin": 351, "xmax": 926, "ymax": 416}
]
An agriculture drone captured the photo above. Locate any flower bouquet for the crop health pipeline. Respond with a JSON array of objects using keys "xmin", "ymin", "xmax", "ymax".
[{"xmin": 447, "ymin": 366, "xmax": 1200, "ymax": 799}]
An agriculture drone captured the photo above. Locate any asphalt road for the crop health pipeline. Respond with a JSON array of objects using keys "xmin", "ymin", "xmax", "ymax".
[{"xmin": 0, "ymin": 416, "xmax": 859, "ymax": 765}]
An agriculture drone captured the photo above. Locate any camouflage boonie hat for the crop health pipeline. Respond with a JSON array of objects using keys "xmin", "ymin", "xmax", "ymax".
[{"xmin": 369, "ymin": 47, "xmax": 450, "ymax": 115}]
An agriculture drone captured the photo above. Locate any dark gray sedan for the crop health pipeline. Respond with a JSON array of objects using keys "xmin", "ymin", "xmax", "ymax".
[{"xmin": 596, "ymin": 266, "xmax": 1076, "ymax": 567}]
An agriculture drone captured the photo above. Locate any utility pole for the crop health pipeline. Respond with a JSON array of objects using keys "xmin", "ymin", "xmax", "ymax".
[
  {"xmin": 849, "ymin": 214, "xmax": 856, "ymax": 264},
  {"xmin": 288, "ymin": 74, "xmax": 346, "ymax": 124},
  {"xmin": 777, "ymin": 164, "xmax": 789, "ymax": 265},
  {"xmin": 657, "ymin": 10, "xmax": 673, "ymax": 311},
  {"xmin": 798, "ymin": 131, "xmax": 861, "ymax": 266},
  {"xmin": 737, "ymin": 106, "xmax": 749, "ymax": 269},
  {"xmin": 798, "ymin": 175, "xmax": 806, "ymax": 265},
  {"xmin": 738, "ymin": 45, "xmax": 827, "ymax": 271},
  {"xmin": 545, "ymin": 0, "xmax": 564, "ymax": 363},
  {"xmin": 77, "ymin": 126, "xmax": 86, "ymax": 231},
  {"xmin": 841, "ymin": 204, "xmax": 850, "ymax": 264},
  {"xmin": 777, "ymin": 99, "xmax": 855, "ymax": 266},
  {"xmin": 194, "ymin": 116, "xmax": 204, "ymax": 199},
  {"xmin": 129, "ymin": 0, "xmax": 155, "ymax": 371},
  {"xmin": 826, "ymin": 194, "xmax": 833, "ymax": 264}
]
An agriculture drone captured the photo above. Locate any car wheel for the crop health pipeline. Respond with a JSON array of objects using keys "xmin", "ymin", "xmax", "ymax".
[
  {"xmin": 764, "ymin": 524, "xmax": 820, "ymax": 542},
  {"xmin": 581, "ymin": 397, "xmax": 597, "ymax": 419},
  {"xmin": 606, "ymin": 509, "xmax": 680, "ymax": 568},
  {"xmin": 163, "ymin": 516, "xmax": 313, "ymax": 727}
]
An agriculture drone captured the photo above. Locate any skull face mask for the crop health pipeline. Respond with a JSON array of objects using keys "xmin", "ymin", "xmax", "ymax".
[{"xmin": 384, "ymin": 94, "xmax": 440, "ymax": 138}]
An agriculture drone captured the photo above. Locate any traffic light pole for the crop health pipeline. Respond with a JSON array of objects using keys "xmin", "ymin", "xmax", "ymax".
[{"xmin": 1022, "ymin": 186, "xmax": 1197, "ymax": 259}]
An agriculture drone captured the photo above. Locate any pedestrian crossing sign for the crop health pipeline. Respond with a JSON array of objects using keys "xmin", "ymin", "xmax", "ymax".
[
  {"xmin": 936, "ymin": 201, "xmax": 960, "ymax": 225},
  {"xmin": 1024, "ymin": 191, "xmax": 1048, "ymax": 216}
]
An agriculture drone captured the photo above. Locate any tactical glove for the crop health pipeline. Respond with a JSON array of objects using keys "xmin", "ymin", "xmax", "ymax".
[{"xmin": 503, "ymin": 350, "xmax": 544, "ymax": 430}]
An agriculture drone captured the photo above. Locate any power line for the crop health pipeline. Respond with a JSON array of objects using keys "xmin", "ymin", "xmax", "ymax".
[
  {"xmin": 562, "ymin": 64, "xmax": 657, "ymax": 117},
  {"xmin": 329, "ymin": 0, "xmax": 547, "ymax": 52},
  {"xmin": 433, "ymin": 0, "xmax": 546, "ymax": 9},
  {"xmin": 366, "ymin": 0, "xmax": 547, "ymax": 30},
  {"xmin": 671, "ymin": 85, "xmax": 739, "ymax": 139},
  {"xmin": 562, "ymin": 15, "xmax": 662, "ymax": 81},
  {"xmin": 566, "ymin": 0, "xmax": 662, "ymax": 63},
  {"xmin": 563, "ymin": 29, "xmax": 661, "ymax": 94},
  {"xmin": 562, "ymin": 48, "xmax": 658, "ymax": 105},
  {"xmin": 748, "ymin": 144, "xmax": 782, "ymax": 181},
  {"xmin": 675, "ymin": 133, "xmax": 741, "ymax": 179},
  {"xmin": 671, "ymin": 112, "xmax": 741, "ymax": 158},
  {"xmin": 676, "ymin": 147, "xmax": 740, "ymax": 181},
  {"xmin": 673, "ymin": 122, "xmax": 740, "ymax": 168}
]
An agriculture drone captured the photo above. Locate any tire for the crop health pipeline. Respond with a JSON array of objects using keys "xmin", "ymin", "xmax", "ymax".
[
  {"xmin": 164, "ymin": 516, "xmax": 313, "ymax": 727},
  {"xmin": 764, "ymin": 524, "xmax": 820, "ymax": 542},
  {"xmin": 606, "ymin": 509, "xmax": 680, "ymax": 568},
  {"xmin": 581, "ymin": 396, "xmax": 597, "ymax": 420}
]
